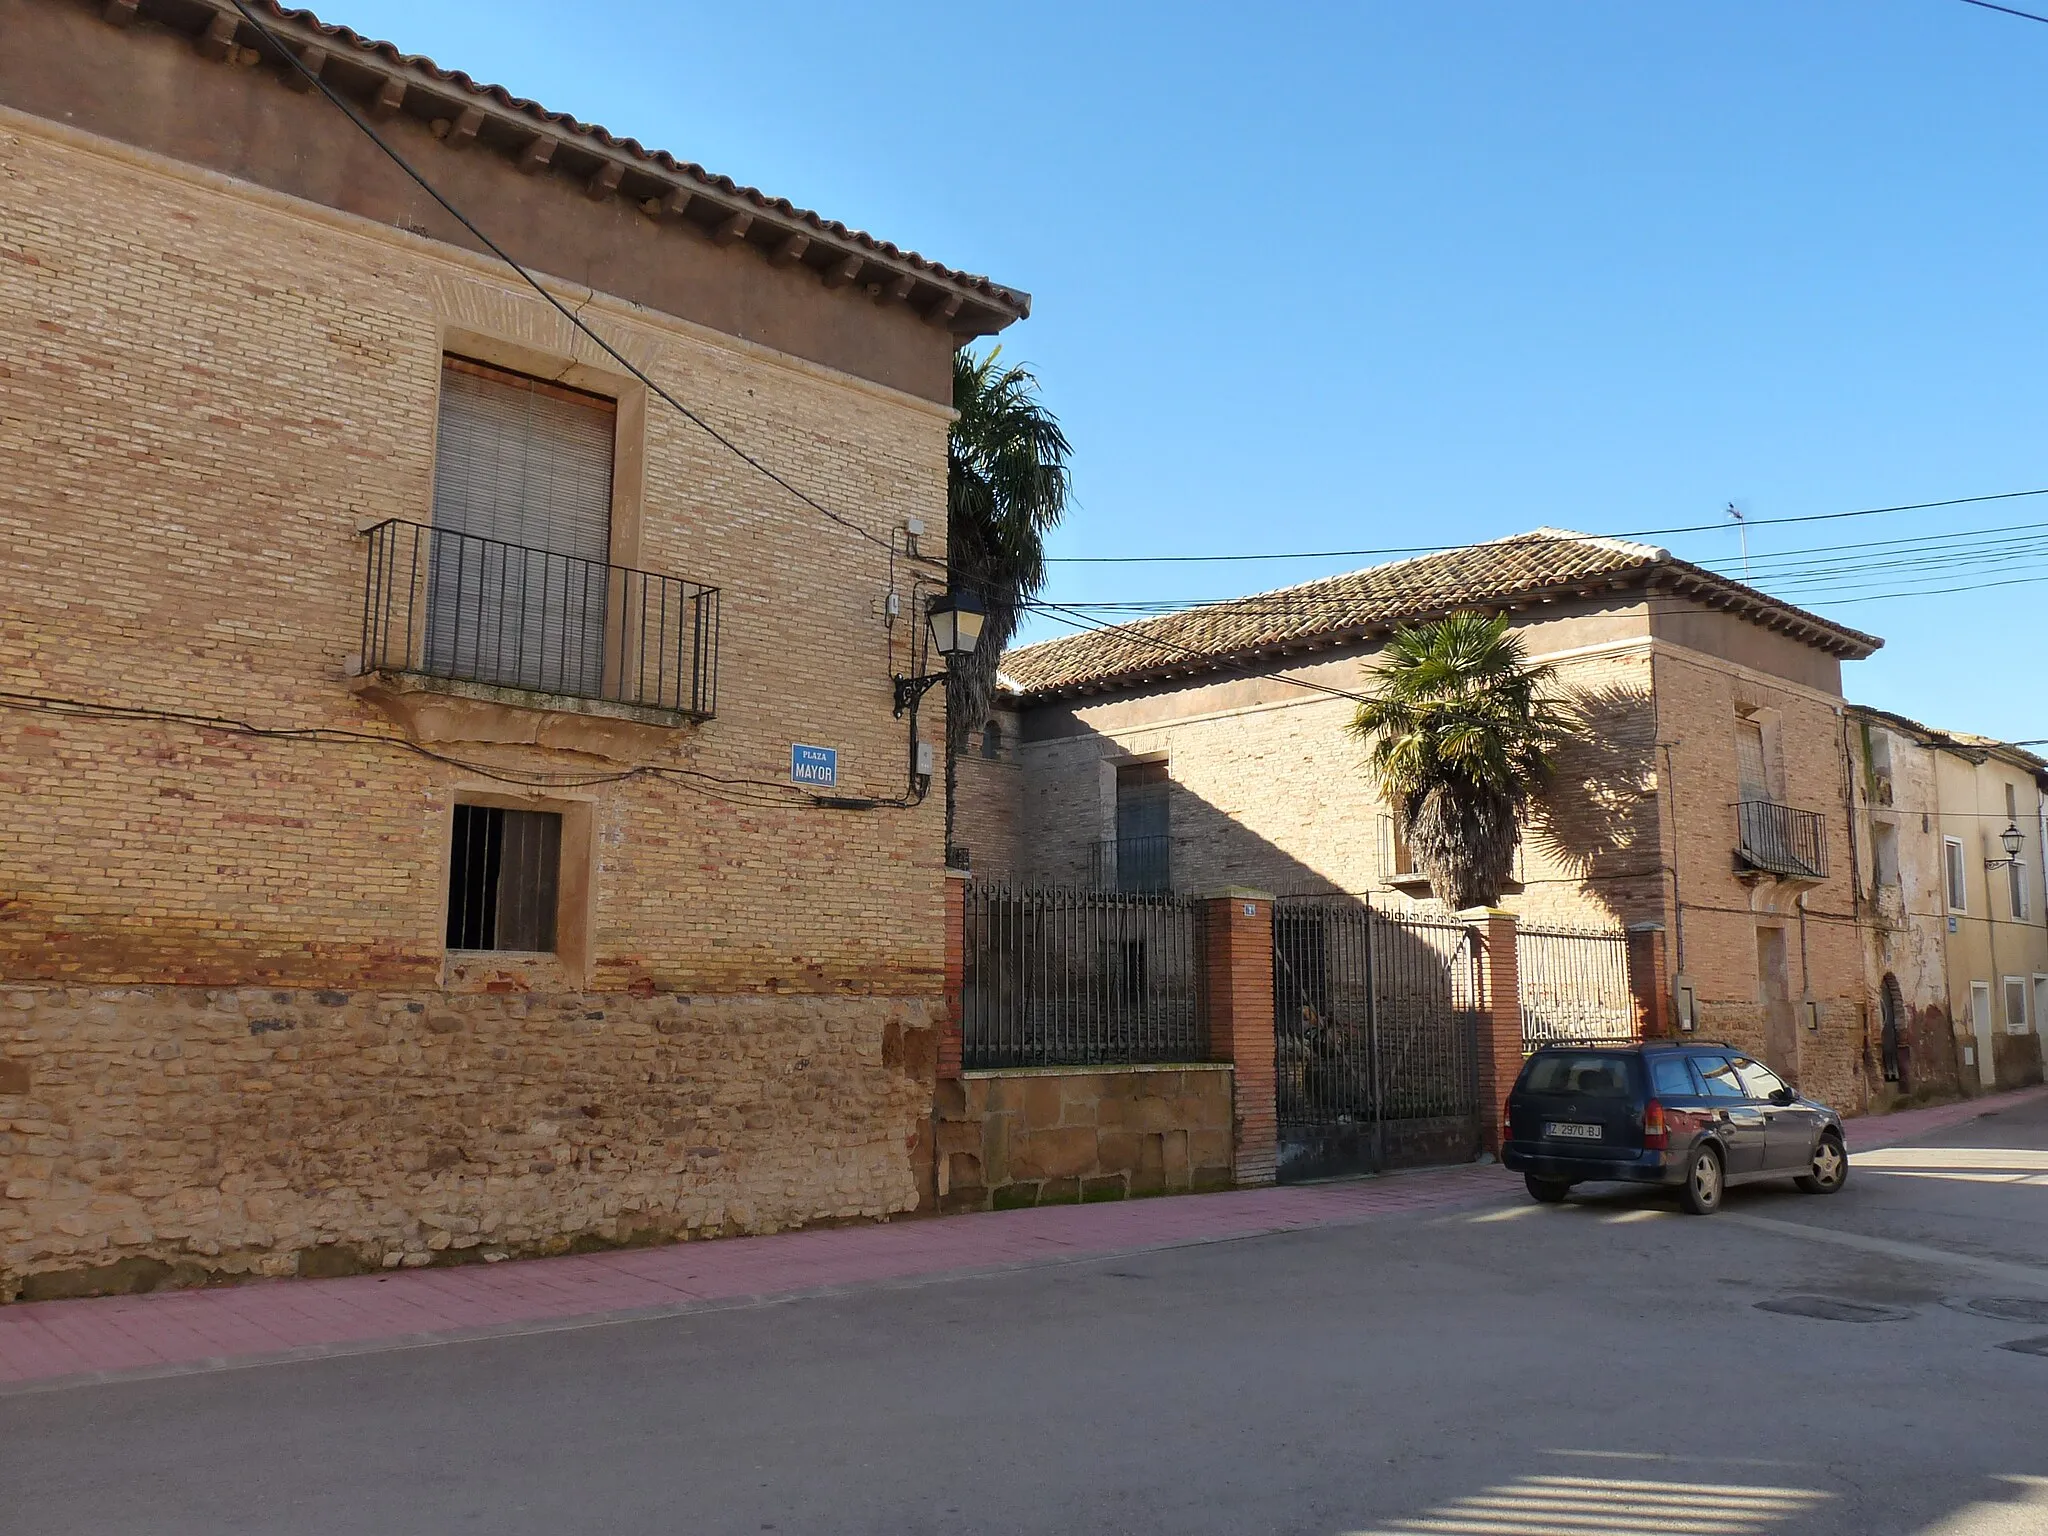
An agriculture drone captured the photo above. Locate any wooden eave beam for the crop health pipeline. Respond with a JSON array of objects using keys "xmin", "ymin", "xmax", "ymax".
[
  {"xmin": 196, "ymin": 10, "xmax": 238, "ymax": 61},
  {"xmin": 281, "ymin": 44, "xmax": 325, "ymax": 91},
  {"xmin": 102, "ymin": 0, "xmax": 140, "ymax": 27},
  {"xmin": 925, "ymin": 292, "xmax": 964, "ymax": 327},
  {"xmin": 822, "ymin": 253, "xmax": 865, "ymax": 289},
  {"xmin": 711, "ymin": 210, "xmax": 754, "ymax": 246},
  {"xmin": 369, "ymin": 76, "xmax": 406, "ymax": 121},
  {"xmin": 586, "ymin": 160, "xmax": 624, "ymax": 201},
  {"xmin": 771, "ymin": 232, "xmax": 811, "ymax": 267},
  {"xmin": 517, "ymin": 135, "xmax": 555, "ymax": 175}
]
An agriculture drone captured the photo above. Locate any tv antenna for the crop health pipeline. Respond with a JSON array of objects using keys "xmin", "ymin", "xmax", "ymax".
[{"xmin": 1727, "ymin": 502, "xmax": 1750, "ymax": 580}]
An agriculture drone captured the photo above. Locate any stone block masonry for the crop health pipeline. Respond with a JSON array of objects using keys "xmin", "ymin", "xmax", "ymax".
[
  {"xmin": 935, "ymin": 1066, "xmax": 1235, "ymax": 1213},
  {"xmin": 0, "ymin": 986, "xmax": 939, "ymax": 1301}
]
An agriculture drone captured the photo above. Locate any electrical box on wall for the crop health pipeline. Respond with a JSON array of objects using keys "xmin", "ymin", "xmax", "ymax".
[
  {"xmin": 914, "ymin": 741, "xmax": 935, "ymax": 777},
  {"xmin": 1673, "ymin": 975, "xmax": 1698, "ymax": 1033},
  {"xmin": 1802, "ymin": 998, "xmax": 1821, "ymax": 1033}
]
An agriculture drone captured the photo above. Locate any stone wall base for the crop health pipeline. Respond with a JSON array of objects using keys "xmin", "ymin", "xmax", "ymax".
[
  {"xmin": 0, "ymin": 985, "xmax": 938, "ymax": 1302},
  {"xmin": 934, "ymin": 1064, "xmax": 1235, "ymax": 1213}
]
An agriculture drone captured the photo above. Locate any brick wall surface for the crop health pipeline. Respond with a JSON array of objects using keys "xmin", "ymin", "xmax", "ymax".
[{"xmin": 0, "ymin": 115, "xmax": 956, "ymax": 1294}]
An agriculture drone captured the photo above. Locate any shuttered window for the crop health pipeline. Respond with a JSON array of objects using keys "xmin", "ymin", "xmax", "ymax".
[
  {"xmin": 426, "ymin": 357, "xmax": 616, "ymax": 696},
  {"xmin": 1735, "ymin": 718, "xmax": 1768, "ymax": 802}
]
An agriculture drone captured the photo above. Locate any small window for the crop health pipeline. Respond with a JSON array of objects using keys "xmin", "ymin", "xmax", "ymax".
[
  {"xmin": 1694, "ymin": 1054, "xmax": 1747, "ymax": 1099},
  {"xmin": 447, "ymin": 804, "xmax": 562, "ymax": 952},
  {"xmin": 2007, "ymin": 782, "xmax": 2020, "ymax": 823},
  {"xmin": 1871, "ymin": 822, "xmax": 1899, "ymax": 889},
  {"xmin": 1650, "ymin": 1055, "xmax": 1701, "ymax": 1097},
  {"xmin": 1733, "ymin": 1058, "xmax": 1788, "ymax": 1099},
  {"xmin": 1945, "ymin": 837, "xmax": 1968, "ymax": 912},
  {"xmin": 980, "ymin": 720, "xmax": 1004, "ymax": 759},
  {"xmin": 2005, "ymin": 977, "xmax": 2029, "ymax": 1035},
  {"xmin": 2011, "ymin": 859, "xmax": 2030, "ymax": 922},
  {"xmin": 1378, "ymin": 814, "xmax": 1417, "ymax": 878}
]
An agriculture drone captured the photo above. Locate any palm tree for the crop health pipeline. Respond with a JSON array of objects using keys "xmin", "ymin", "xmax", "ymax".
[
  {"xmin": 944, "ymin": 346, "xmax": 1071, "ymax": 851},
  {"xmin": 1347, "ymin": 611, "xmax": 1576, "ymax": 910}
]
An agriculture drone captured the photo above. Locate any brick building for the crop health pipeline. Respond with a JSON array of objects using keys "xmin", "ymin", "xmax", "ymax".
[
  {"xmin": 1848, "ymin": 709, "xmax": 2048, "ymax": 1097},
  {"xmin": 959, "ymin": 530, "xmax": 1886, "ymax": 1109},
  {"xmin": 0, "ymin": 0, "xmax": 1029, "ymax": 1298}
]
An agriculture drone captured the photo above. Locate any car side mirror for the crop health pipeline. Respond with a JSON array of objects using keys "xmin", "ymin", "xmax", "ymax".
[{"xmin": 1769, "ymin": 1087, "xmax": 1795, "ymax": 1106}]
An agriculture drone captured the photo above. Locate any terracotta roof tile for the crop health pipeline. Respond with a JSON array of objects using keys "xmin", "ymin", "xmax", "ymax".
[{"xmin": 1004, "ymin": 529, "xmax": 1882, "ymax": 699}]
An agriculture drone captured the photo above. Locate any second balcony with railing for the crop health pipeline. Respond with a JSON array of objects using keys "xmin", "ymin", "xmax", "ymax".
[
  {"xmin": 356, "ymin": 519, "xmax": 719, "ymax": 721},
  {"xmin": 1736, "ymin": 799, "xmax": 1829, "ymax": 881}
]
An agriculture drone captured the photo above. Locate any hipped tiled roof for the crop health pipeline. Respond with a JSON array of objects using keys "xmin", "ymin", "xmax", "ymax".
[{"xmin": 1004, "ymin": 529, "xmax": 1883, "ymax": 700}]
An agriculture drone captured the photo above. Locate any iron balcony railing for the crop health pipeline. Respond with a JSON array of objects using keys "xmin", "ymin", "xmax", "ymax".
[
  {"xmin": 1088, "ymin": 834, "xmax": 1173, "ymax": 893},
  {"xmin": 358, "ymin": 519, "xmax": 719, "ymax": 719},
  {"xmin": 1736, "ymin": 799, "xmax": 1829, "ymax": 880}
]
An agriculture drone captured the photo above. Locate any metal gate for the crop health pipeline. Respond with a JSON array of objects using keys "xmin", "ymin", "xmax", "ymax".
[{"xmin": 1272, "ymin": 900, "xmax": 1483, "ymax": 1181}]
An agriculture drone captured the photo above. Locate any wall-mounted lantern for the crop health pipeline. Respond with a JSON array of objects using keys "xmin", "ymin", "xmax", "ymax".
[{"xmin": 892, "ymin": 589, "xmax": 985, "ymax": 716}]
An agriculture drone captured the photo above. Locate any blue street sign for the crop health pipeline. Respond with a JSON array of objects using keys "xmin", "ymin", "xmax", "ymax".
[{"xmin": 790, "ymin": 743, "xmax": 838, "ymax": 787}]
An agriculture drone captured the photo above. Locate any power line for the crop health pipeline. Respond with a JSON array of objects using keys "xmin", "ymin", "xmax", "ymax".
[
  {"xmin": 0, "ymin": 691, "xmax": 831, "ymax": 810},
  {"xmin": 224, "ymin": 0, "xmax": 900, "ymax": 562},
  {"xmin": 1042, "ymin": 487, "xmax": 2048, "ymax": 564},
  {"xmin": 1957, "ymin": 0, "xmax": 2048, "ymax": 24}
]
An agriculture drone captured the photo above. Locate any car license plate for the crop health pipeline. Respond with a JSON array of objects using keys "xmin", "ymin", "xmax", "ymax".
[{"xmin": 1545, "ymin": 1121, "xmax": 1602, "ymax": 1141}]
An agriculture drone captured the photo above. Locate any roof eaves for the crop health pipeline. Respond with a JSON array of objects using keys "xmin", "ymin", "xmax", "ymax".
[{"xmin": 138, "ymin": 0, "xmax": 1030, "ymax": 333}]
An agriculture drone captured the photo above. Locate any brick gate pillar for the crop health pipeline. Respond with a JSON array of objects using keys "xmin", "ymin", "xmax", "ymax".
[
  {"xmin": 941, "ymin": 869, "xmax": 967, "ymax": 1081},
  {"xmin": 1463, "ymin": 906, "xmax": 1522, "ymax": 1156},
  {"xmin": 1201, "ymin": 889, "xmax": 1277, "ymax": 1187},
  {"xmin": 1626, "ymin": 922, "xmax": 1670, "ymax": 1040}
]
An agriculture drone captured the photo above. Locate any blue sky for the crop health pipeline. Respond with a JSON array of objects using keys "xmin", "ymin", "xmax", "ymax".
[{"xmin": 334, "ymin": 0, "xmax": 2048, "ymax": 740}]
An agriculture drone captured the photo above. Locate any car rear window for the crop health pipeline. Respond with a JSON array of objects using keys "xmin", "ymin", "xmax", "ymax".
[
  {"xmin": 1522, "ymin": 1053, "xmax": 1634, "ymax": 1097},
  {"xmin": 1650, "ymin": 1055, "xmax": 1700, "ymax": 1096}
]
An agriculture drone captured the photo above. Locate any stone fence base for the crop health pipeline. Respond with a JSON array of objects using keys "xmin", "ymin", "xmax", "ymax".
[
  {"xmin": 934, "ymin": 1065, "xmax": 1235, "ymax": 1213},
  {"xmin": 0, "ymin": 985, "xmax": 939, "ymax": 1302}
]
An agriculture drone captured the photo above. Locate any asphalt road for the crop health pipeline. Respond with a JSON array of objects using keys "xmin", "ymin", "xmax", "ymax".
[{"xmin": 6, "ymin": 1098, "xmax": 2048, "ymax": 1536}]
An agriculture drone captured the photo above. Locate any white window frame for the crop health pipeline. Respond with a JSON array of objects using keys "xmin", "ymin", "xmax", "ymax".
[
  {"xmin": 2009, "ymin": 857, "xmax": 2030, "ymax": 922},
  {"xmin": 2004, "ymin": 976, "xmax": 2030, "ymax": 1035},
  {"xmin": 1945, "ymin": 836, "xmax": 1968, "ymax": 913}
]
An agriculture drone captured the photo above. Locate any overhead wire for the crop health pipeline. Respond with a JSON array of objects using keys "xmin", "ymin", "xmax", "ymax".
[
  {"xmin": 0, "ymin": 690, "xmax": 826, "ymax": 810},
  {"xmin": 224, "ymin": 0, "xmax": 904, "ymax": 562},
  {"xmin": 1039, "ymin": 487, "xmax": 2048, "ymax": 565}
]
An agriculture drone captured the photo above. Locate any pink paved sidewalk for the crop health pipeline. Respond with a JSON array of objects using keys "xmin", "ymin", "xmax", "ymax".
[{"xmin": 2, "ymin": 1082, "xmax": 2040, "ymax": 1394}]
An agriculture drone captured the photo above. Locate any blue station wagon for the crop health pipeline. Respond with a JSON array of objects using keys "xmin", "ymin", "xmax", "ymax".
[{"xmin": 1501, "ymin": 1042, "xmax": 1849, "ymax": 1215}]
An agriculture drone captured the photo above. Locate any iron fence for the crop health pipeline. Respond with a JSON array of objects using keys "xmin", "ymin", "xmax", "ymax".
[
  {"xmin": 1736, "ymin": 799, "xmax": 1828, "ymax": 879},
  {"xmin": 1517, "ymin": 923, "xmax": 1634, "ymax": 1051},
  {"xmin": 1087, "ymin": 834, "xmax": 1173, "ymax": 893},
  {"xmin": 961, "ymin": 882, "xmax": 1205, "ymax": 1068},
  {"xmin": 358, "ymin": 518, "xmax": 719, "ymax": 718},
  {"xmin": 1272, "ymin": 899, "xmax": 1482, "ymax": 1178}
]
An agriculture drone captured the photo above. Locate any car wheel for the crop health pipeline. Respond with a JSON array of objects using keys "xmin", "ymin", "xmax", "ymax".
[
  {"xmin": 1525, "ymin": 1174, "xmax": 1572, "ymax": 1204},
  {"xmin": 1795, "ymin": 1133, "xmax": 1848, "ymax": 1195},
  {"xmin": 1680, "ymin": 1144, "xmax": 1724, "ymax": 1215}
]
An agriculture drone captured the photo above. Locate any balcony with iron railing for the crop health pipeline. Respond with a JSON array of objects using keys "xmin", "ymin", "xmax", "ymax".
[
  {"xmin": 1736, "ymin": 799, "xmax": 1829, "ymax": 881},
  {"xmin": 356, "ymin": 519, "xmax": 719, "ymax": 720},
  {"xmin": 1090, "ymin": 834, "xmax": 1173, "ymax": 894}
]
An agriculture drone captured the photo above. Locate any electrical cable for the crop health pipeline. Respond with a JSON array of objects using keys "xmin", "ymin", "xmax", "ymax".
[
  {"xmin": 224, "ymin": 0, "xmax": 900, "ymax": 565},
  {"xmin": 0, "ymin": 690, "xmax": 848, "ymax": 811},
  {"xmin": 1041, "ymin": 487, "xmax": 2048, "ymax": 564},
  {"xmin": 1957, "ymin": 0, "xmax": 2048, "ymax": 24},
  {"xmin": 219, "ymin": 0, "xmax": 940, "ymax": 810}
]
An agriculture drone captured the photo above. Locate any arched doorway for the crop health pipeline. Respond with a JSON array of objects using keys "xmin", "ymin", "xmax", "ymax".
[{"xmin": 1879, "ymin": 973, "xmax": 1908, "ymax": 1090}]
